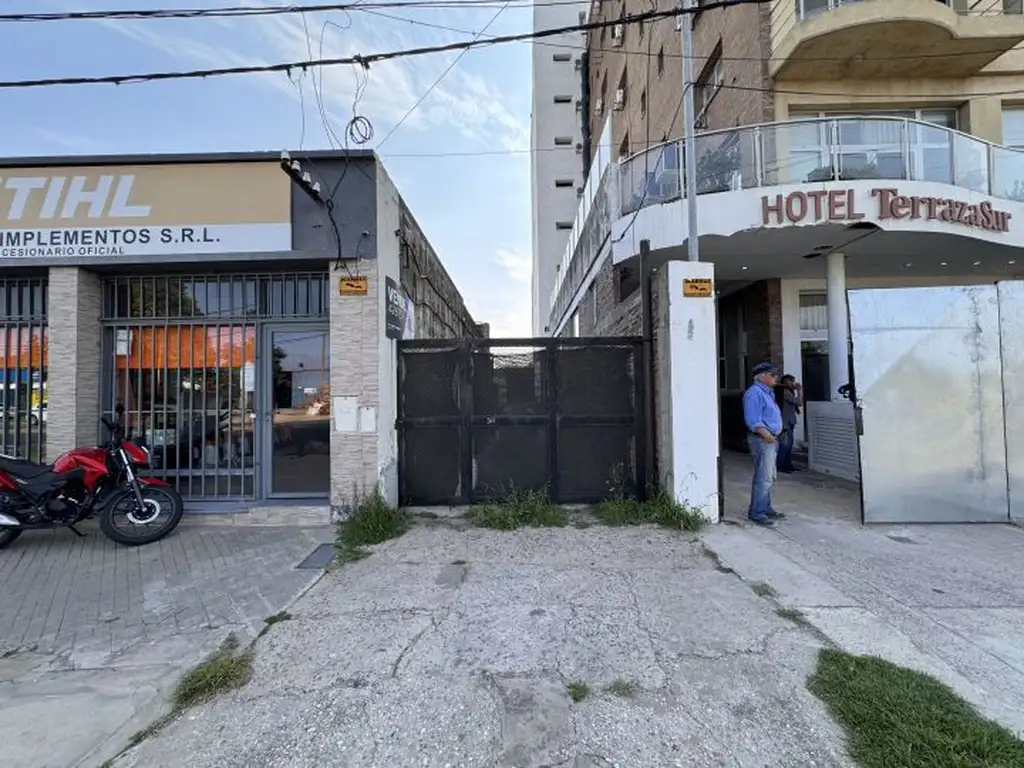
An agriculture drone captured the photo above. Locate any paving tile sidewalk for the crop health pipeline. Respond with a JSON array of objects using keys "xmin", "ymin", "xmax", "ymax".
[{"xmin": 0, "ymin": 523, "xmax": 331, "ymax": 768}]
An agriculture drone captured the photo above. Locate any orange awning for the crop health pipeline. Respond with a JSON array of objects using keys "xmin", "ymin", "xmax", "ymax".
[
  {"xmin": 116, "ymin": 326, "xmax": 256, "ymax": 369},
  {"xmin": 0, "ymin": 327, "xmax": 47, "ymax": 369}
]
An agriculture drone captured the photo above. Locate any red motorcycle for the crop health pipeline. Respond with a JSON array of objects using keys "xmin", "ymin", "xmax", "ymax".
[{"xmin": 0, "ymin": 408, "xmax": 184, "ymax": 550}]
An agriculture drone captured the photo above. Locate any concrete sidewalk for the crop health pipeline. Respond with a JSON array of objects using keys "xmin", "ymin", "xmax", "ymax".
[
  {"xmin": 714, "ymin": 452, "xmax": 1024, "ymax": 735},
  {"xmin": 111, "ymin": 523, "xmax": 852, "ymax": 768},
  {"xmin": 0, "ymin": 523, "xmax": 332, "ymax": 768}
]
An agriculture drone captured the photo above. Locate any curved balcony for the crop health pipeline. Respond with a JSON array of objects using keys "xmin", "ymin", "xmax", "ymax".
[
  {"xmin": 618, "ymin": 116, "xmax": 1024, "ymax": 218},
  {"xmin": 770, "ymin": 0, "xmax": 1024, "ymax": 80}
]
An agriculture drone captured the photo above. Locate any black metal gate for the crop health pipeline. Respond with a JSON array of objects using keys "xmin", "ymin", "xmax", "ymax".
[{"xmin": 397, "ymin": 337, "xmax": 646, "ymax": 505}]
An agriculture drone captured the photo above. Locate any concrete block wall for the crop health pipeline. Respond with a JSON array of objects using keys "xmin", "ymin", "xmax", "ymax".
[{"xmin": 46, "ymin": 267, "xmax": 101, "ymax": 459}]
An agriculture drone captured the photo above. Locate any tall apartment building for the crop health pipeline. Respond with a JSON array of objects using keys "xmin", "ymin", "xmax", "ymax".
[
  {"xmin": 530, "ymin": 0, "xmax": 589, "ymax": 335},
  {"xmin": 540, "ymin": 0, "xmax": 1024, "ymax": 481}
]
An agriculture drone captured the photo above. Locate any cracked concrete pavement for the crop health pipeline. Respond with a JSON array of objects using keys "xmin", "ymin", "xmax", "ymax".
[
  {"xmin": 0, "ymin": 523, "xmax": 330, "ymax": 768},
  {"xmin": 114, "ymin": 523, "xmax": 853, "ymax": 768}
]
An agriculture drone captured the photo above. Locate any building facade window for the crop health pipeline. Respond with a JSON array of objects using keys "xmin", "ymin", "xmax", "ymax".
[
  {"xmin": 640, "ymin": 89, "xmax": 647, "ymax": 117},
  {"xmin": 552, "ymin": 52, "xmax": 572, "ymax": 62},
  {"xmin": 555, "ymin": 220, "xmax": 574, "ymax": 230},
  {"xmin": 554, "ymin": 178, "xmax": 575, "ymax": 187},
  {"xmin": 554, "ymin": 136, "xmax": 574, "ymax": 146},
  {"xmin": 1003, "ymin": 107, "xmax": 1024, "ymax": 148},
  {"xmin": 657, "ymin": 47, "xmax": 665, "ymax": 76},
  {"xmin": 694, "ymin": 45, "xmax": 723, "ymax": 126},
  {"xmin": 553, "ymin": 95, "xmax": 573, "ymax": 104}
]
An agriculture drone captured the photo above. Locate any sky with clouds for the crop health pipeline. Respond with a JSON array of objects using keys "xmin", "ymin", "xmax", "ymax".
[{"xmin": 0, "ymin": 0, "xmax": 534, "ymax": 337}]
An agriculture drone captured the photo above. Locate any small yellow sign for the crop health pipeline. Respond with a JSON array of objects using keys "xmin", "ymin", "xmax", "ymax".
[
  {"xmin": 683, "ymin": 278, "xmax": 713, "ymax": 298},
  {"xmin": 338, "ymin": 276, "xmax": 369, "ymax": 296}
]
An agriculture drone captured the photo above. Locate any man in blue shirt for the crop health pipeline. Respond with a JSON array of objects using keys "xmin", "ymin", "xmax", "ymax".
[{"xmin": 742, "ymin": 363, "xmax": 787, "ymax": 526}]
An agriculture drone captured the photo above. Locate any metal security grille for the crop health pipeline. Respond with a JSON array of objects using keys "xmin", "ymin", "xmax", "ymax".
[
  {"xmin": 0, "ymin": 277, "xmax": 47, "ymax": 462},
  {"xmin": 100, "ymin": 273, "xmax": 329, "ymax": 502},
  {"xmin": 397, "ymin": 337, "xmax": 646, "ymax": 505}
]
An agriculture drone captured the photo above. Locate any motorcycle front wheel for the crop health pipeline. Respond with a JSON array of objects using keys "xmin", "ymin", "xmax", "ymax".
[
  {"xmin": 99, "ymin": 485, "xmax": 184, "ymax": 546},
  {"xmin": 0, "ymin": 528, "xmax": 22, "ymax": 550}
]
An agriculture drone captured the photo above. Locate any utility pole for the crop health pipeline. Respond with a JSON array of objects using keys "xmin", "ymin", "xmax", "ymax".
[{"xmin": 679, "ymin": 0, "xmax": 700, "ymax": 262}]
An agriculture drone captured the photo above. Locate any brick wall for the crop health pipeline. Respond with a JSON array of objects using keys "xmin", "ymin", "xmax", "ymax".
[
  {"xmin": 397, "ymin": 203, "xmax": 478, "ymax": 340},
  {"xmin": 586, "ymin": 0, "xmax": 774, "ymax": 157},
  {"xmin": 46, "ymin": 267, "xmax": 101, "ymax": 458}
]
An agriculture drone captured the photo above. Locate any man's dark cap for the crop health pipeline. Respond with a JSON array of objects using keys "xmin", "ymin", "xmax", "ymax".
[{"xmin": 752, "ymin": 363, "xmax": 777, "ymax": 377}]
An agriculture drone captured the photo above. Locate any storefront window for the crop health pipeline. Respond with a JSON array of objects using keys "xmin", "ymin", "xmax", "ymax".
[{"xmin": 0, "ymin": 278, "xmax": 47, "ymax": 462}]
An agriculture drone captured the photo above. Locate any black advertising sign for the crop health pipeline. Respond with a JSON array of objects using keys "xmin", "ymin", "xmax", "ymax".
[{"xmin": 385, "ymin": 276, "xmax": 409, "ymax": 340}]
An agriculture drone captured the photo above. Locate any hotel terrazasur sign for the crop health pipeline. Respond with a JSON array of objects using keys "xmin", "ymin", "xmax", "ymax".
[
  {"xmin": 0, "ymin": 162, "xmax": 292, "ymax": 258},
  {"xmin": 761, "ymin": 187, "xmax": 1013, "ymax": 233}
]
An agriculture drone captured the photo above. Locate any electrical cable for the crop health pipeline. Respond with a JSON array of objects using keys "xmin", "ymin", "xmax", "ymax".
[
  {"xmin": 375, "ymin": 0, "xmax": 512, "ymax": 149},
  {"xmin": 356, "ymin": 6, "xmax": 1024, "ymax": 64},
  {"xmin": 0, "ymin": 0, "xmax": 768, "ymax": 89},
  {"xmin": 0, "ymin": 0, "xmax": 1008, "ymax": 21}
]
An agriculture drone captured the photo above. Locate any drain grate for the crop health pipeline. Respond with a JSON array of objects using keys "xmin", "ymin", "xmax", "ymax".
[{"xmin": 296, "ymin": 543, "xmax": 337, "ymax": 570}]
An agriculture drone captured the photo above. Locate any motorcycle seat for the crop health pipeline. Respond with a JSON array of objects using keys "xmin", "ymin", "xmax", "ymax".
[{"xmin": 0, "ymin": 455, "xmax": 54, "ymax": 480}]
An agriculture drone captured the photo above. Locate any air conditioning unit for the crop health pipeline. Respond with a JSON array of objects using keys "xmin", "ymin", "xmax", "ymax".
[
  {"xmin": 578, "ymin": 10, "xmax": 587, "ymax": 24},
  {"xmin": 575, "ymin": 143, "xmax": 584, "ymax": 154},
  {"xmin": 574, "ymin": 57, "xmax": 583, "ymax": 71},
  {"xmin": 613, "ymin": 89, "xmax": 626, "ymax": 110},
  {"xmin": 594, "ymin": 98, "xmax": 604, "ymax": 114},
  {"xmin": 611, "ymin": 24, "xmax": 624, "ymax": 45}
]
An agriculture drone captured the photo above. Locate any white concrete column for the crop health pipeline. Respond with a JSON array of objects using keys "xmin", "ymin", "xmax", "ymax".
[
  {"xmin": 655, "ymin": 260, "xmax": 720, "ymax": 524},
  {"xmin": 826, "ymin": 252, "xmax": 849, "ymax": 400}
]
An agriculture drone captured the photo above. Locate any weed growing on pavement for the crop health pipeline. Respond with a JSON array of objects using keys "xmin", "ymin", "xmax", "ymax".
[
  {"xmin": 605, "ymin": 679, "xmax": 639, "ymax": 698},
  {"xmin": 469, "ymin": 488, "xmax": 568, "ymax": 530},
  {"xmin": 594, "ymin": 490, "xmax": 706, "ymax": 532},
  {"xmin": 775, "ymin": 606, "xmax": 810, "ymax": 627},
  {"xmin": 808, "ymin": 649, "xmax": 1024, "ymax": 768},
  {"xmin": 567, "ymin": 681, "xmax": 591, "ymax": 702},
  {"xmin": 171, "ymin": 633, "xmax": 253, "ymax": 711},
  {"xmin": 750, "ymin": 581, "xmax": 777, "ymax": 598},
  {"xmin": 335, "ymin": 488, "xmax": 410, "ymax": 564},
  {"xmin": 257, "ymin": 611, "xmax": 293, "ymax": 639}
]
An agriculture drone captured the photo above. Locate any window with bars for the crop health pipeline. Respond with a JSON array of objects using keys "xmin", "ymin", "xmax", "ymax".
[{"xmin": 0, "ymin": 277, "xmax": 48, "ymax": 462}]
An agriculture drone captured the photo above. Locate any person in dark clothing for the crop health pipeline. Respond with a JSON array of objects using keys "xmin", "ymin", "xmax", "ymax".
[{"xmin": 776, "ymin": 374, "xmax": 802, "ymax": 473}]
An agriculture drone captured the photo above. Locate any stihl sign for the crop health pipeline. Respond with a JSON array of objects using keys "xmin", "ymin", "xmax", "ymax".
[
  {"xmin": 0, "ymin": 174, "xmax": 151, "ymax": 220},
  {"xmin": 761, "ymin": 187, "xmax": 1012, "ymax": 233}
]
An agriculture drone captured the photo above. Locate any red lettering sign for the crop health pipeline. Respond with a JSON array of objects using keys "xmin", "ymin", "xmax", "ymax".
[{"xmin": 761, "ymin": 188, "xmax": 1011, "ymax": 233}]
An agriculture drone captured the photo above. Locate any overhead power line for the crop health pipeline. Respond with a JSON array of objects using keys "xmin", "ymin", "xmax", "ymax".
[
  {"xmin": 375, "ymin": 0, "xmax": 512, "ymax": 149},
  {"xmin": 0, "ymin": 0, "xmax": 638, "ymax": 22},
  {"xmin": 371, "ymin": 8, "xmax": 1024, "ymax": 65},
  {"xmin": 0, "ymin": 0, "xmax": 768, "ymax": 89}
]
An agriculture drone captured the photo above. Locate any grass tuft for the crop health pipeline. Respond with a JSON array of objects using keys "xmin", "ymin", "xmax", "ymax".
[
  {"xmin": 750, "ymin": 581, "xmax": 778, "ymax": 598},
  {"xmin": 605, "ymin": 678, "xmax": 639, "ymax": 698},
  {"xmin": 335, "ymin": 488, "xmax": 409, "ymax": 564},
  {"xmin": 469, "ymin": 489, "xmax": 568, "ymax": 530},
  {"xmin": 593, "ymin": 491, "xmax": 706, "ymax": 532},
  {"xmin": 567, "ymin": 681, "xmax": 591, "ymax": 703},
  {"xmin": 171, "ymin": 633, "xmax": 252, "ymax": 711},
  {"xmin": 775, "ymin": 606, "xmax": 809, "ymax": 626},
  {"xmin": 256, "ymin": 611, "xmax": 293, "ymax": 639},
  {"xmin": 808, "ymin": 649, "xmax": 1024, "ymax": 768}
]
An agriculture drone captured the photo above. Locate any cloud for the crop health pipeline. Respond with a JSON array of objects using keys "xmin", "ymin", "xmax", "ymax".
[
  {"xmin": 33, "ymin": 128, "xmax": 103, "ymax": 152},
  {"xmin": 494, "ymin": 246, "xmax": 531, "ymax": 283},
  {"xmin": 91, "ymin": 3, "xmax": 529, "ymax": 152}
]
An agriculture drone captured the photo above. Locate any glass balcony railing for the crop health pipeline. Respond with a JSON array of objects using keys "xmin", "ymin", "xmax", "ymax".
[
  {"xmin": 618, "ymin": 116, "xmax": 1024, "ymax": 218},
  {"xmin": 795, "ymin": 0, "xmax": 1022, "ymax": 22}
]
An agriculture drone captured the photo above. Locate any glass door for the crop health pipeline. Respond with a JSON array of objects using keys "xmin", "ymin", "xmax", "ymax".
[{"xmin": 262, "ymin": 325, "xmax": 331, "ymax": 497}]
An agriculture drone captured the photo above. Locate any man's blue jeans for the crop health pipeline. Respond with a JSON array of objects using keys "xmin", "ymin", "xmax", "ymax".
[
  {"xmin": 776, "ymin": 425, "xmax": 795, "ymax": 472},
  {"xmin": 748, "ymin": 434, "xmax": 777, "ymax": 520}
]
